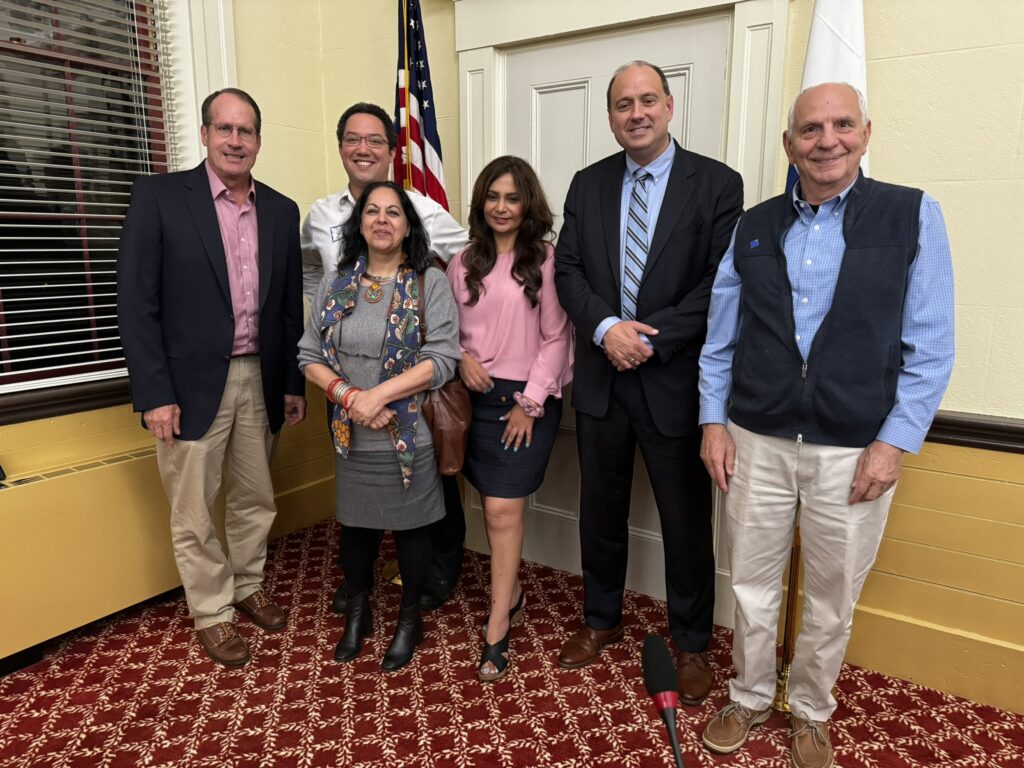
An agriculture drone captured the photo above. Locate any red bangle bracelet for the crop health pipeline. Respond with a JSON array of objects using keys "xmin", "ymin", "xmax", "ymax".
[
  {"xmin": 326, "ymin": 377, "xmax": 344, "ymax": 403},
  {"xmin": 341, "ymin": 387, "xmax": 361, "ymax": 411}
]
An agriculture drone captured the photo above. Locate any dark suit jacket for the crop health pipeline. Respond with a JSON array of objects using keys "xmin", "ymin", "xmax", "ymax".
[
  {"xmin": 554, "ymin": 142, "xmax": 743, "ymax": 436},
  {"xmin": 117, "ymin": 162, "xmax": 305, "ymax": 441}
]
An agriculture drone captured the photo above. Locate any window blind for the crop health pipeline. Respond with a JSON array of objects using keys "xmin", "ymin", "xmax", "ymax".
[{"xmin": 0, "ymin": 0, "xmax": 174, "ymax": 396}]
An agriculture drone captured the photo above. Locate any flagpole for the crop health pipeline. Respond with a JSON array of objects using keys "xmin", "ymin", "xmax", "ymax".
[{"xmin": 401, "ymin": 0, "xmax": 413, "ymax": 191}]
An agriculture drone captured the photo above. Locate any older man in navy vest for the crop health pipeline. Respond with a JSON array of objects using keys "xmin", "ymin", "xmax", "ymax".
[{"xmin": 697, "ymin": 83, "xmax": 955, "ymax": 768}]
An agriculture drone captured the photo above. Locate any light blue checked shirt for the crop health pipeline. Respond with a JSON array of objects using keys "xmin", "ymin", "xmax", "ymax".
[
  {"xmin": 698, "ymin": 179, "xmax": 955, "ymax": 454},
  {"xmin": 593, "ymin": 141, "xmax": 676, "ymax": 347}
]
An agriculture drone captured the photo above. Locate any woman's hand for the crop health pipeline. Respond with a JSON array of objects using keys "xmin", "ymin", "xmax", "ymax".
[
  {"xmin": 347, "ymin": 388, "xmax": 388, "ymax": 427},
  {"xmin": 499, "ymin": 404, "xmax": 534, "ymax": 451},
  {"xmin": 365, "ymin": 407, "xmax": 397, "ymax": 431},
  {"xmin": 459, "ymin": 354, "xmax": 493, "ymax": 393}
]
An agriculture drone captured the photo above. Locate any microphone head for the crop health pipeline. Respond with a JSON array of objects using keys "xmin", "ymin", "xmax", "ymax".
[{"xmin": 641, "ymin": 634, "xmax": 678, "ymax": 696}]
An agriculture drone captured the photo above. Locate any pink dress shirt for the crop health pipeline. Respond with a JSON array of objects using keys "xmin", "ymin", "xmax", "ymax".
[
  {"xmin": 205, "ymin": 161, "xmax": 260, "ymax": 356},
  {"xmin": 447, "ymin": 243, "xmax": 573, "ymax": 406}
]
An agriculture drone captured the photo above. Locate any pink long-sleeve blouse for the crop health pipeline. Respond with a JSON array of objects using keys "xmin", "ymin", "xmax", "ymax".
[{"xmin": 446, "ymin": 243, "xmax": 573, "ymax": 406}]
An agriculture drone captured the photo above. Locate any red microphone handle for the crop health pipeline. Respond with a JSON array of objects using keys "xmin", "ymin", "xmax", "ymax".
[{"xmin": 652, "ymin": 690, "xmax": 679, "ymax": 712}]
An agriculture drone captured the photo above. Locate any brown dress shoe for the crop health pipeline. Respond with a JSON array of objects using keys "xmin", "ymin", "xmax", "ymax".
[
  {"xmin": 235, "ymin": 589, "xmax": 287, "ymax": 632},
  {"xmin": 702, "ymin": 700, "xmax": 771, "ymax": 753},
  {"xmin": 790, "ymin": 716, "xmax": 834, "ymax": 768},
  {"xmin": 677, "ymin": 650, "xmax": 713, "ymax": 705},
  {"xmin": 557, "ymin": 622, "xmax": 624, "ymax": 669},
  {"xmin": 196, "ymin": 622, "xmax": 250, "ymax": 667}
]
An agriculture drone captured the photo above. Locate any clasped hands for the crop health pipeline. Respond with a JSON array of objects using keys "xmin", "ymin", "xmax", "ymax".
[
  {"xmin": 604, "ymin": 320, "xmax": 658, "ymax": 371},
  {"xmin": 347, "ymin": 388, "xmax": 396, "ymax": 430}
]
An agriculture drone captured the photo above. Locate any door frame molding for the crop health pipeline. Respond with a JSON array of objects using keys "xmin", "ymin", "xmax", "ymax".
[{"xmin": 455, "ymin": 0, "xmax": 788, "ymax": 221}]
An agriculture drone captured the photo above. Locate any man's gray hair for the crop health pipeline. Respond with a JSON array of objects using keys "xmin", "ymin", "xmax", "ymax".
[
  {"xmin": 606, "ymin": 60, "xmax": 671, "ymax": 111},
  {"xmin": 786, "ymin": 82, "xmax": 869, "ymax": 134}
]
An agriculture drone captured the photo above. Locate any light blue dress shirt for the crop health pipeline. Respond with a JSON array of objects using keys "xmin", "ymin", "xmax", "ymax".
[
  {"xmin": 593, "ymin": 141, "xmax": 676, "ymax": 347},
  {"xmin": 698, "ymin": 179, "xmax": 955, "ymax": 454}
]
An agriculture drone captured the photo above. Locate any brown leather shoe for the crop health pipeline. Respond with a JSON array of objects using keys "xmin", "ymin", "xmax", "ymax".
[
  {"xmin": 557, "ymin": 622, "xmax": 624, "ymax": 669},
  {"xmin": 235, "ymin": 589, "xmax": 287, "ymax": 632},
  {"xmin": 196, "ymin": 622, "xmax": 250, "ymax": 667},
  {"xmin": 677, "ymin": 650, "xmax": 713, "ymax": 705},
  {"xmin": 790, "ymin": 716, "xmax": 834, "ymax": 768},
  {"xmin": 702, "ymin": 700, "xmax": 771, "ymax": 753}
]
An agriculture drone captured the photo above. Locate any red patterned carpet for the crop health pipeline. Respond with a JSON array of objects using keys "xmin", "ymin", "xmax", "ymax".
[{"xmin": 1, "ymin": 520, "xmax": 1021, "ymax": 768}]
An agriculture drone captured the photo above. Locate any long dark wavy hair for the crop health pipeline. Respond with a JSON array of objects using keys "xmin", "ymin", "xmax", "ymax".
[
  {"xmin": 462, "ymin": 156, "xmax": 554, "ymax": 308},
  {"xmin": 339, "ymin": 181, "xmax": 432, "ymax": 272}
]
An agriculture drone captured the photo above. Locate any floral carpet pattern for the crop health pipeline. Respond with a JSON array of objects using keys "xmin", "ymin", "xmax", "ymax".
[{"xmin": 1, "ymin": 520, "xmax": 1021, "ymax": 767}]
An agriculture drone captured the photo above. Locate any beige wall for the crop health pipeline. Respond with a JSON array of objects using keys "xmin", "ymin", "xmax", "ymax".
[
  {"xmin": 232, "ymin": 0, "xmax": 462, "ymax": 220},
  {"xmin": 782, "ymin": 0, "xmax": 1024, "ymax": 419}
]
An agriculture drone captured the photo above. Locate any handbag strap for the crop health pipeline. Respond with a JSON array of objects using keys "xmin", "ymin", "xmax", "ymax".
[{"xmin": 415, "ymin": 259, "xmax": 446, "ymax": 343}]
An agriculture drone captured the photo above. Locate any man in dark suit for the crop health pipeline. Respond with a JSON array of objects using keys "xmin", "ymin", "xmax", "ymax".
[
  {"xmin": 554, "ymin": 61, "xmax": 742, "ymax": 704},
  {"xmin": 118, "ymin": 88, "xmax": 306, "ymax": 668}
]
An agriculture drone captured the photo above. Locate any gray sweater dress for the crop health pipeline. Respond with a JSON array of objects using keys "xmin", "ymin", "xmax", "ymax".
[{"xmin": 297, "ymin": 267, "xmax": 460, "ymax": 530}]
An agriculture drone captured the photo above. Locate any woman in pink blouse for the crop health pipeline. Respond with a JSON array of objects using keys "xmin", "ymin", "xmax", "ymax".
[{"xmin": 447, "ymin": 156, "xmax": 573, "ymax": 681}]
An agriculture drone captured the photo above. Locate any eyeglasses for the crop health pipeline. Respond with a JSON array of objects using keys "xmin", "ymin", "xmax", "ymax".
[
  {"xmin": 342, "ymin": 133, "xmax": 388, "ymax": 149},
  {"xmin": 208, "ymin": 123, "xmax": 258, "ymax": 142}
]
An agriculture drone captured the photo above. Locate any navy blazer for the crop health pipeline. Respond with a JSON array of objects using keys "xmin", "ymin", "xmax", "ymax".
[
  {"xmin": 554, "ymin": 143, "xmax": 743, "ymax": 436},
  {"xmin": 117, "ymin": 162, "xmax": 305, "ymax": 440}
]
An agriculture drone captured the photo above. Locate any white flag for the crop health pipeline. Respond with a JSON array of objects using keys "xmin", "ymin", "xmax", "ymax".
[{"xmin": 800, "ymin": 0, "xmax": 869, "ymax": 174}]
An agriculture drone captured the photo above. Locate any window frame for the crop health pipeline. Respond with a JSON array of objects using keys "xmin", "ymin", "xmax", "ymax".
[{"xmin": 0, "ymin": 0, "xmax": 236, "ymax": 426}]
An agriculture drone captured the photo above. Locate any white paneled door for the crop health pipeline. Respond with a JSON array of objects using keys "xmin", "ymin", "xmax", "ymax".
[{"xmin": 464, "ymin": 14, "xmax": 733, "ymax": 611}]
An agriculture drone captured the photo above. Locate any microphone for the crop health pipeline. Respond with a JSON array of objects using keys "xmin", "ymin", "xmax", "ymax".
[{"xmin": 642, "ymin": 634, "xmax": 685, "ymax": 768}]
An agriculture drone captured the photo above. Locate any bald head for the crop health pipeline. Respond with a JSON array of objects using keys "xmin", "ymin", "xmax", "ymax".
[{"xmin": 787, "ymin": 82, "xmax": 868, "ymax": 135}]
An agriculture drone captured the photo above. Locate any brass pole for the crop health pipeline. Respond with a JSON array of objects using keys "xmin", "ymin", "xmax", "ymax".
[{"xmin": 772, "ymin": 526, "xmax": 801, "ymax": 713}]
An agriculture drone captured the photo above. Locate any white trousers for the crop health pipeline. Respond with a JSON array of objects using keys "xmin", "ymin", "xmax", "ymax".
[
  {"xmin": 725, "ymin": 422, "xmax": 894, "ymax": 721},
  {"xmin": 156, "ymin": 357, "xmax": 277, "ymax": 629}
]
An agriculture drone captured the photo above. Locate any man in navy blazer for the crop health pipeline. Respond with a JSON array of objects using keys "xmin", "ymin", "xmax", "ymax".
[
  {"xmin": 118, "ymin": 88, "xmax": 306, "ymax": 667},
  {"xmin": 554, "ymin": 61, "xmax": 743, "ymax": 702}
]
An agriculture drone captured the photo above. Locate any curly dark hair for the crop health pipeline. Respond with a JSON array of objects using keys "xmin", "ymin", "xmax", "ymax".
[
  {"xmin": 339, "ymin": 181, "xmax": 431, "ymax": 272},
  {"xmin": 462, "ymin": 156, "xmax": 554, "ymax": 308}
]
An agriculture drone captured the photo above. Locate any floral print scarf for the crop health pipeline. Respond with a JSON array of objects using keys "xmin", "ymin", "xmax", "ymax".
[{"xmin": 319, "ymin": 258, "xmax": 422, "ymax": 488}]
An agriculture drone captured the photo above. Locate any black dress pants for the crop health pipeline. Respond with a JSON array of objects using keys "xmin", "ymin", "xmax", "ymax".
[{"xmin": 575, "ymin": 371, "xmax": 715, "ymax": 652}]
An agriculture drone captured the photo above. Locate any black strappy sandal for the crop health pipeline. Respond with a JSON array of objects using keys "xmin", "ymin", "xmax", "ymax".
[
  {"xmin": 480, "ymin": 588, "xmax": 526, "ymax": 639},
  {"xmin": 478, "ymin": 629, "xmax": 511, "ymax": 683}
]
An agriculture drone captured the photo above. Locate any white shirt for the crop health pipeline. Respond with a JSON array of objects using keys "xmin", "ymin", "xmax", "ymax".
[{"xmin": 300, "ymin": 186, "xmax": 469, "ymax": 301}]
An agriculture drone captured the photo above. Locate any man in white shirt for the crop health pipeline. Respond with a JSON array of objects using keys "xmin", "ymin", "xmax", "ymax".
[
  {"xmin": 301, "ymin": 102, "xmax": 467, "ymax": 300},
  {"xmin": 301, "ymin": 102, "xmax": 469, "ymax": 613}
]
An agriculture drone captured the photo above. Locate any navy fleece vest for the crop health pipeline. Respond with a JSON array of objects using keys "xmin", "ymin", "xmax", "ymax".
[{"xmin": 729, "ymin": 175, "xmax": 923, "ymax": 447}]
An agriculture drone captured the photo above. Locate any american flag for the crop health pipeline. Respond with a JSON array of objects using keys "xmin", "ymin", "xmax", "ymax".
[{"xmin": 393, "ymin": 0, "xmax": 449, "ymax": 210}]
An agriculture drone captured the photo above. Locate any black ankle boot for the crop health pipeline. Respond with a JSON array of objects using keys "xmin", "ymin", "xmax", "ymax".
[
  {"xmin": 381, "ymin": 603, "xmax": 423, "ymax": 671},
  {"xmin": 334, "ymin": 591, "xmax": 372, "ymax": 662}
]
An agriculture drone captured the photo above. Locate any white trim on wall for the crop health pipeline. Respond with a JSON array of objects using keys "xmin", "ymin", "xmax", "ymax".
[
  {"xmin": 456, "ymin": 0, "xmax": 788, "ymax": 216},
  {"xmin": 163, "ymin": 0, "xmax": 237, "ymax": 170}
]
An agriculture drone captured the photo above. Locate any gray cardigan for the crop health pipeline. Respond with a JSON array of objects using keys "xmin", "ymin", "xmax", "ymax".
[{"xmin": 298, "ymin": 266, "xmax": 460, "ymax": 451}]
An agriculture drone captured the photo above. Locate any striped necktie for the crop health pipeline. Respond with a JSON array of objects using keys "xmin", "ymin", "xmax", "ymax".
[{"xmin": 622, "ymin": 170, "xmax": 651, "ymax": 321}]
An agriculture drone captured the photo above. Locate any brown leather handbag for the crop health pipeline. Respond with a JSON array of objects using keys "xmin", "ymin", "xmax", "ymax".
[{"xmin": 417, "ymin": 270, "xmax": 471, "ymax": 475}]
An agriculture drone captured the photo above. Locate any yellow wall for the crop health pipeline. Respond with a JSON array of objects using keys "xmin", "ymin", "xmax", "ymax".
[
  {"xmin": 782, "ymin": 0, "xmax": 1024, "ymax": 419},
  {"xmin": 0, "ymin": 392, "xmax": 334, "ymax": 659},
  {"xmin": 232, "ymin": 0, "xmax": 462, "ymax": 220},
  {"xmin": 848, "ymin": 443, "xmax": 1023, "ymax": 713}
]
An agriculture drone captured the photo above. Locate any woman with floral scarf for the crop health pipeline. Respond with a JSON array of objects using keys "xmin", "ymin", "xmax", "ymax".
[{"xmin": 298, "ymin": 181, "xmax": 459, "ymax": 671}]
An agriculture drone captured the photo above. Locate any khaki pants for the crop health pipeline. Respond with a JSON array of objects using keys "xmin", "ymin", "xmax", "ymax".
[
  {"xmin": 156, "ymin": 357, "xmax": 277, "ymax": 629},
  {"xmin": 724, "ymin": 421, "xmax": 894, "ymax": 722}
]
